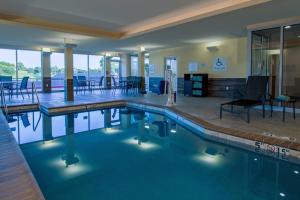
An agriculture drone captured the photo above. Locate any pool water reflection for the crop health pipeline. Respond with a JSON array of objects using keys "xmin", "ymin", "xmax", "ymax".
[{"xmin": 8, "ymin": 108, "xmax": 300, "ymax": 200}]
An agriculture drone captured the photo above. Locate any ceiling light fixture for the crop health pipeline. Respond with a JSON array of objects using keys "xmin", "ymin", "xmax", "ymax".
[
  {"xmin": 139, "ymin": 46, "xmax": 146, "ymax": 52},
  {"xmin": 42, "ymin": 47, "xmax": 51, "ymax": 53},
  {"xmin": 284, "ymin": 25, "xmax": 291, "ymax": 29}
]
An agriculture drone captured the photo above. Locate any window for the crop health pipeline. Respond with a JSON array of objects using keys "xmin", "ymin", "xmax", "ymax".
[
  {"xmin": 0, "ymin": 49, "xmax": 16, "ymax": 78},
  {"xmin": 110, "ymin": 57, "xmax": 120, "ymax": 77},
  {"xmin": 131, "ymin": 56, "xmax": 139, "ymax": 76},
  {"xmin": 17, "ymin": 50, "xmax": 42, "ymax": 89},
  {"xmin": 89, "ymin": 55, "xmax": 104, "ymax": 81},
  {"xmin": 51, "ymin": 52, "xmax": 65, "ymax": 91},
  {"xmin": 73, "ymin": 54, "xmax": 88, "ymax": 77}
]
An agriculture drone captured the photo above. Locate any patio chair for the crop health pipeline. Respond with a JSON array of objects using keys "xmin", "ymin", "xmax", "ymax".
[
  {"xmin": 133, "ymin": 77, "xmax": 141, "ymax": 95},
  {"xmin": 220, "ymin": 76, "xmax": 269, "ymax": 123},
  {"xmin": 19, "ymin": 76, "xmax": 30, "ymax": 99},
  {"xmin": 99, "ymin": 76, "xmax": 105, "ymax": 92},
  {"xmin": 78, "ymin": 76, "xmax": 88, "ymax": 93},
  {"xmin": 73, "ymin": 76, "xmax": 79, "ymax": 94},
  {"xmin": 21, "ymin": 113, "xmax": 30, "ymax": 128},
  {"xmin": 0, "ymin": 76, "xmax": 13, "ymax": 99},
  {"xmin": 111, "ymin": 76, "xmax": 121, "ymax": 94}
]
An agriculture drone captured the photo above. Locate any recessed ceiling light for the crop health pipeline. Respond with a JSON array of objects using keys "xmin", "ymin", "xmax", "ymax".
[{"xmin": 284, "ymin": 25, "xmax": 291, "ymax": 29}]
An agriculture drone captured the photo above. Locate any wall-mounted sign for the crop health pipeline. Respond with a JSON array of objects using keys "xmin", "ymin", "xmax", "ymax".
[
  {"xmin": 213, "ymin": 57, "xmax": 227, "ymax": 72},
  {"xmin": 149, "ymin": 64, "xmax": 155, "ymax": 74},
  {"xmin": 188, "ymin": 62, "xmax": 199, "ymax": 72}
]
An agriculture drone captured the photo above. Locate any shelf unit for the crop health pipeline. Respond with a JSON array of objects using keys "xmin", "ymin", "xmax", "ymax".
[{"xmin": 184, "ymin": 73, "xmax": 208, "ymax": 97}]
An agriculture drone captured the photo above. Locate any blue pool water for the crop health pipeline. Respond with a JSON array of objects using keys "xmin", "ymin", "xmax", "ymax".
[{"xmin": 8, "ymin": 108, "xmax": 300, "ymax": 200}]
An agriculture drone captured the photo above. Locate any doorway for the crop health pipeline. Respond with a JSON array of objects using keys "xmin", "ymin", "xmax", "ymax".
[
  {"xmin": 165, "ymin": 57, "xmax": 178, "ymax": 92},
  {"xmin": 110, "ymin": 57, "xmax": 121, "ymax": 83},
  {"xmin": 251, "ymin": 28, "xmax": 281, "ymax": 98}
]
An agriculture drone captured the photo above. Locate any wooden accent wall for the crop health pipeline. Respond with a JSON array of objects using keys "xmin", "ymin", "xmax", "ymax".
[{"xmin": 208, "ymin": 78, "xmax": 246, "ymax": 97}]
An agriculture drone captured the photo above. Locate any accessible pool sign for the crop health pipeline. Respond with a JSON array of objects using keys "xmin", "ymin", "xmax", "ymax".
[{"xmin": 213, "ymin": 57, "xmax": 227, "ymax": 72}]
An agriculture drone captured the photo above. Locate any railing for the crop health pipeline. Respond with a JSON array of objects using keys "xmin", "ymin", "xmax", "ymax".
[
  {"xmin": 0, "ymin": 83, "xmax": 8, "ymax": 116},
  {"xmin": 31, "ymin": 82, "xmax": 40, "ymax": 108}
]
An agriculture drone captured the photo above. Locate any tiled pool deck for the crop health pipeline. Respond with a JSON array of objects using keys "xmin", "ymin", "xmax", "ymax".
[{"xmin": 0, "ymin": 90, "xmax": 300, "ymax": 199}]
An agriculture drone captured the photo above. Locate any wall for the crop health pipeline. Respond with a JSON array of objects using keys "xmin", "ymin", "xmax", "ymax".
[
  {"xmin": 148, "ymin": 37, "xmax": 248, "ymax": 96},
  {"xmin": 149, "ymin": 37, "xmax": 247, "ymax": 78}
]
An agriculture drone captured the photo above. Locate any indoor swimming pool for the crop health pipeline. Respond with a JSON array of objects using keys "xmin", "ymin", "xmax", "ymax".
[{"xmin": 8, "ymin": 108, "xmax": 300, "ymax": 200}]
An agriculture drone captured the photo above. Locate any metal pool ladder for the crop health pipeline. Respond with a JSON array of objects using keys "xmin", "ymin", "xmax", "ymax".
[
  {"xmin": 32, "ymin": 82, "xmax": 41, "ymax": 109},
  {"xmin": 0, "ymin": 83, "xmax": 8, "ymax": 116}
]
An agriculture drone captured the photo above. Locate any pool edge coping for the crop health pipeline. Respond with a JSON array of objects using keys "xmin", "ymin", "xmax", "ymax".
[
  {"xmin": 0, "ymin": 110, "xmax": 45, "ymax": 200},
  {"xmin": 37, "ymin": 99, "xmax": 300, "ymax": 162}
]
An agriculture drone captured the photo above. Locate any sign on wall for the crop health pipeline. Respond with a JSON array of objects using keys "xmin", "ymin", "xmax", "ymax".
[
  {"xmin": 213, "ymin": 57, "xmax": 227, "ymax": 72},
  {"xmin": 149, "ymin": 64, "xmax": 155, "ymax": 74},
  {"xmin": 188, "ymin": 62, "xmax": 199, "ymax": 72}
]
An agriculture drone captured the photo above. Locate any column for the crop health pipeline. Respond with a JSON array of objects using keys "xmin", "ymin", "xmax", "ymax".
[
  {"xmin": 105, "ymin": 56, "xmax": 112, "ymax": 89},
  {"xmin": 104, "ymin": 109, "xmax": 111, "ymax": 128},
  {"xmin": 64, "ymin": 44, "xmax": 77, "ymax": 101},
  {"xmin": 63, "ymin": 114, "xmax": 79, "ymax": 167},
  {"xmin": 120, "ymin": 53, "xmax": 131, "ymax": 78},
  {"xmin": 120, "ymin": 110, "xmax": 131, "ymax": 129},
  {"xmin": 42, "ymin": 114, "xmax": 52, "ymax": 141},
  {"xmin": 138, "ymin": 51, "xmax": 146, "ymax": 94},
  {"xmin": 41, "ymin": 51, "xmax": 52, "ymax": 93}
]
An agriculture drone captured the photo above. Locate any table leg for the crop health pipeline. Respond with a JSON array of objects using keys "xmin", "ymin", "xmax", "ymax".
[
  {"xmin": 270, "ymin": 100, "xmax": 273, "ymax": 117},
  {"xmin": 293, "ymin": 102, "xmax": 296, "ymax": 120}
]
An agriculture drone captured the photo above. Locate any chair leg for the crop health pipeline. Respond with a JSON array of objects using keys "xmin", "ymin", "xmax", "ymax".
[
  {"xmin": 270, "ymin": 101, "xmax": 273, "ymax": 117},
  {"xmin": 20, "ymin": 89, "xmax": 24, "ymax": 99},
  {"xmin": 262, "ymin": 103, "xmax": 265, "ymax": 118},
  {"xmin": 220, "ymin": 105, "xmax": 223, "ymax": 119},
  {"xmin": 293, "ymin": 102, "xmax": 296, "ymax": 120},
  {"xmin": 26, "ymin": 89, "xmax": 30, "ymax": 98}
]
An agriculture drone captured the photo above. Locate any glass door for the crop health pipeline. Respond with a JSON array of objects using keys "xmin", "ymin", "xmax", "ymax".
[
  {"xmin": 110, "ymin": 57, "xmax": 121, "ymax": 83},
  {"xmin": 165, "ymin": 57, "xmax": 178, "ymax": 92},
  {"xmin": 251, "ymin": 28, "xmax": 281, "ymax": 98},
  {"xmin": 282, "ymin": 24, "xmax": 300, "ymax": 98}
]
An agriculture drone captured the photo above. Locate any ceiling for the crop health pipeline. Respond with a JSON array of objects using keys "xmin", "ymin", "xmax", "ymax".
[
  {"xmin": 0, "ymin": 0, "xmax": 299, "ymax": 53},
  {"xmin": 0, "ymin": 0, "xmax": 216, "ymax": 30}
]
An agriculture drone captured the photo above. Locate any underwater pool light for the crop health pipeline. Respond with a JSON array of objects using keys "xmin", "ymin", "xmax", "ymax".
[
  {"xmin": 194, "ymin": 147, "xmax": 223, "ymax": 166},
  {"xmin": 123, "ymin": 138, "xmax": 159, "ymax": 151},
  {"xmin": 104, "ymin": 127, "xmax": 120, "ymax": 134},
  {"xmin": 144, "ymin": 124, "xmax": 150, "ymax": 129},
  {"xmin": 279, "ymin": 192, "xmax": 285, "ymax": 197},
  {"xmin": 294, "ymin": 170, "xmax": 299, "ymax": 174},
  {"xmin": 40, "ymin": 140, "xmax": 60, "ymax": 149}
]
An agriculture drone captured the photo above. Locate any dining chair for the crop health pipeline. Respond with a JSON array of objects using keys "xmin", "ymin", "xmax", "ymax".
[
  {"xmin": 78, "ymin": 76, "xmax": 88, "ymax": 93},
  {"xmin": 0, "ymin": 76, "xmax": 13, "ymax": 99},
  {"xmin": 99, "ymin": 76, "xmax": 105, "ymax": 92},
  {"xmin": 73, "ymin": 76, "xmax": 79, "ymax": 94},
  {"xmin": 19, "ymin": 76, "xmax": 30, "ymax": 99}
]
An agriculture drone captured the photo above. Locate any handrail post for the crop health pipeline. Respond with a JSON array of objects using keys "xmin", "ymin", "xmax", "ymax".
[
  {"xmin": 0, "ymin": 83, "xmax": 4, "ymax": 107},
  {"xmin": 32, "ymin": 82, "xmax": 34, "ymax": 103}
]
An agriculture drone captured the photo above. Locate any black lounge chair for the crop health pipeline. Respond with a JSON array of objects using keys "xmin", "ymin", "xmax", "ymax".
[{"xmin": 220, "ymin": 76, "xmax": 269, "ymax": 123}]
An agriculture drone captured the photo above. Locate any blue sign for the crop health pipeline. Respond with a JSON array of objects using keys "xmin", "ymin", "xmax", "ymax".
[{"xmin": 213, "ymin": 57, "xmax": 227, "ymax": 72}]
